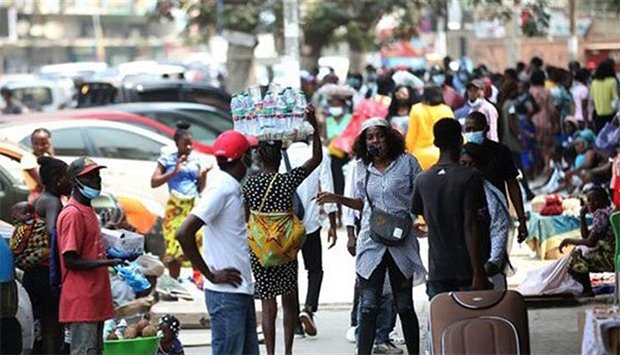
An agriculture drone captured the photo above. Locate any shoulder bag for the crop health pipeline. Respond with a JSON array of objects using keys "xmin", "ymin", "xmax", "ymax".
[
  {"xmin": 365, "ymin": 171, "xmax": 412, "ymax": 246},
  {"xmin": 247, "ymin": 174, "xmax": 306, "ymax": 267}
]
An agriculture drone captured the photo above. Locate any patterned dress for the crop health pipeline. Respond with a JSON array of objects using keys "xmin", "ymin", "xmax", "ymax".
[
  {"xmin": 242, "ymin": 167, "xmax": 307, "ymax": 299},
  {"xmin": 569, "ymin": 206, "xmax": 615, "ymax": 274},
  {"xmin": 157, "ymin": 152, "xmax": 202, "ymax": 262}
]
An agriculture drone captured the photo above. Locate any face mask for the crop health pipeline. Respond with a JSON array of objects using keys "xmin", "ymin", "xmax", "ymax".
[
  {"xmin": 77, "ymin": 181, "xmax": 101, "ymax": 200},
  {"xmin": 328, "ymin": 106, "xmax": 344, "ymax": 117},
  {"xmin": 468, "ymin": 98, "xmax": 483, "ymax": 107},
  {"xmin": 367, "ymin": 143, "xmax": 382, "ymax": 157},
  {"xmin": 433, "ymin": 74, "xmax": 445, "ymax": 86},
  {"xmin": 464, "ymin": 131, "xmax": 486, "ymax": 145}
]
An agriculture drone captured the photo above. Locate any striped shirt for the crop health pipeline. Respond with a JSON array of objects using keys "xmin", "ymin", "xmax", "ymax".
[{"xmin": 352, "ymin": 154, "xmax": 427, "ymax": 284}]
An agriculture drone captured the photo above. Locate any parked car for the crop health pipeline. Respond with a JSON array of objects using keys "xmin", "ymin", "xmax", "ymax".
[
  {"xmin": 0, "ymin": 152, "xmax": 29, "ymax": 222},
  {"xmin": 77, "ymin": 79, "xmax": 231, "ymax": 112},
  {"xmin": 0, "ymin": 118, "xmax": 211, "ymax": 208},
  {"xmin": 0, "ymin": 79, "xmax": 72, "ymax": 112},
  {"xmin": 106, "ymin": 102, "xmax": 232, "ymax": 146}
]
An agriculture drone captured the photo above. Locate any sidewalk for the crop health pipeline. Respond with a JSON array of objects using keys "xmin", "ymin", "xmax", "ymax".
[{"xmin": 156, "ymin": 227, "xmax": 587, "ymax": 354}]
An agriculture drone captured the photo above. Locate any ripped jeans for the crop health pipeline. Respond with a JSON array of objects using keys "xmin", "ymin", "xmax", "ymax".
[{"xmin": 357, "ymin": 252, "xmax": 420, "ymax": 355}]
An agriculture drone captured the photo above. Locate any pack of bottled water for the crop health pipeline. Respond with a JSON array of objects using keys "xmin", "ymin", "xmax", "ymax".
[{"xmin": 230, "ymin": 83, "xmax": 314, "ymax": 141}]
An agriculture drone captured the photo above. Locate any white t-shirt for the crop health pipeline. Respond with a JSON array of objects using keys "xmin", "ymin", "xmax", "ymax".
[
  {"xmin": 20, "ymin": 152, "xmax": 39, "ymax": 191},
  {"xmin": 191, "ymin": 169, "xmax": 254, "ymax": 295},
  {"xmin": 571, "ymin": 83, "xmax": 589, "ymax": 121}
]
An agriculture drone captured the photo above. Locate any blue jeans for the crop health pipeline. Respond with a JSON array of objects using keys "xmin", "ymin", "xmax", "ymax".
[{"xmin": 205, "ymin": 290, "xmax": 259, "ymax": 355}]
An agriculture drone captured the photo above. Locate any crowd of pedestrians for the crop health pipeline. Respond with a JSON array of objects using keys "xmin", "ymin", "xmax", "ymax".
[{"xmin": 3, "ymin": 55, "xmax": 620, "ymax": 355}]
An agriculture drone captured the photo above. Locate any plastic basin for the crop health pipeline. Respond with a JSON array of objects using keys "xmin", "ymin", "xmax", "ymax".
[{"xmin": 103, "ymin": 336, "xmax": 160, "ymax": 355}]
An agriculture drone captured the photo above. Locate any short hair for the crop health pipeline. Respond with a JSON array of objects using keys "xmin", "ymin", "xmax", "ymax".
[
  {"xmin": 465, "ymin": 111, "xmax": 488, "ymax": 129},
  {"xmin": 173, "ymin": 121, "xmax": 191, "ymax": 143},
  {"xmin": 461, "ymin": 142, "xmax": 489, "ymax": 169},
  {"xmin": 31, "ymin": 128, "xmax": 51, "ymax": 140},
  {"xmin": 37, "ymin": 156, "xmax": 68, "ymax": 188},
  {"xmin": 530, "ymin": 70, "xmax": 546, "ymax": 86},
  {"xmin": 258, "ymin": 141, "xmax": 282, "ymax": 167},
  {"xmin": 575, "ymin": 68, "xmax": 591, "ymax": 84},
  {"xmin": 433, "ymin": 118, "xmax": 462, "ymax": 150},
  {"xmin": 352, "ymin": 126, "xmax": 405, "ymax": 165},
  {"xmin": 586, "ymin": 185, "xmax": 610, "ymax": 205},
  {"xmin": 530, "ymin": 56, "xmax": 544, "ymax": 68},
  {"xmin": 422, "ymin": 85, "xmax": 444, "ymax": 106}
]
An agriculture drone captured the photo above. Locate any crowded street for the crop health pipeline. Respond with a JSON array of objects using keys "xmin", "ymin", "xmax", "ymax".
[{"xmin": 2, "ymin": 1, "xmax": 620, "ymax": 355}]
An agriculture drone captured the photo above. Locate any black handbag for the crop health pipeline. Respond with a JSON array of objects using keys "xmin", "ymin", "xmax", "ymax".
[{"xmin": 364, "ymin": 171, "xmax": 412, "ymax": 246}]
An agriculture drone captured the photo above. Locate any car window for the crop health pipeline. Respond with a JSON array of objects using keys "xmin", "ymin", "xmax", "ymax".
[
  {"xmin": 87, "ymin": 127, "xmax": 164, "ymax": 161},
  {"xmin": 179, "ymin": 108, "xmax": 232, "ymax": 132},
  {"xmin": 20, "ymin": 128, "xmax": 89, "ymax": 157},
  {"xmin": 12, "ymin": 87, "xmax": 53, "ymax": 110},
  {"xmin": 144, "ymin": 111, "xmax": 221, "ymax": 145}
]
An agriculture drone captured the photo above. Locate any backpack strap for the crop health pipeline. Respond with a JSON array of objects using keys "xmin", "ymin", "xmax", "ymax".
[{"xmin": 258, "ymin": 174, "xmax": 279, "ymax": 213}]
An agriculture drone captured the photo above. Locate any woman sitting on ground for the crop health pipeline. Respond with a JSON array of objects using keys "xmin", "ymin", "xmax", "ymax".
[{"xmin": 559, "ymin": 186, "xmax": 615, "ymax": 296}]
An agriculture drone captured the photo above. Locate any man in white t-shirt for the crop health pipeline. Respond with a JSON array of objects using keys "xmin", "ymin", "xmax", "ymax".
[{"xmin": 176, "ymin": 130, "xmax": 259, "ymax": 355}]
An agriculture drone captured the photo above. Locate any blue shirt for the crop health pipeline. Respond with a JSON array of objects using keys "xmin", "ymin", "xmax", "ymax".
[
  {"xmin": 0, "ymin": 237, "xmax": 14, "ymax": 282},
  {"xmin": 157, "ymin": 152, "xmax": 202, "ymax": 197}
]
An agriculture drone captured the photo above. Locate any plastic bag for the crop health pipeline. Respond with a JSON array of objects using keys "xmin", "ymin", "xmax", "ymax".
[
  {"xmin": 135, "ymin": 253, "xmax": 165, "ymax": 277},
  {"xmin": 517, "ymin": 253, "xmax": 583, "ymax": 296},
  {"xmin": 110, "ymin": 274, "xmax": 136, "ymax": 307},
  {"xmin": 101, "ymin": 228, "xmax": 144, "ymax": 260},
  {"xmin": 114, "ymin": 262, "xmax": 151, "ymax": 294}
]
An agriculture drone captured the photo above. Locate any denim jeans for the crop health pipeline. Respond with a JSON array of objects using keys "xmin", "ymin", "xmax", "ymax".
[
  {"xmin": 357, "ymin": 252, "xmax": 419, "ymax": 355},
  {"xmin": 356, "ymin": 291, "xmax": 395, "ymax": 343},
  {"xmin": 205, "ymin": 290, "xmax": 259, "ymax": 355}
]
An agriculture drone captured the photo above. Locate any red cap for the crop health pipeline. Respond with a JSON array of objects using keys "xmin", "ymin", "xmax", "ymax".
[{"xmin": 212, "ymin": 131, "xmax": 258, "ymax": 162}]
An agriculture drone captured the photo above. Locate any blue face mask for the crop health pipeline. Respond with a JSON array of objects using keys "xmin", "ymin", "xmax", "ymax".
[
  {"xmin": 77, "ymin": 181, "xmax": 101, "ymax": 200},
  {"xmin": 433, "ymin": 74, "xmax": 445, "ymax": 86},
  {"xmin": 464, "ymin": 131, "xmax": 486, "ymax": 145}
]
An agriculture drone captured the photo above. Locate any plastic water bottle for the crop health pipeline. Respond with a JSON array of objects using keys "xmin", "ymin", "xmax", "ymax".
[
  {"xmin": 275, "ymin": 93, "xmax": 288, "ymax": 136},
  {"xmin": 294, "ymin": 90, "xmax": 307, "ymax": 131},
  {"xmin": 262, "ymin": 91, "xmax": 276, "ymax": 136},
  {"xmin": 242, "ymin": 93, "xmax": 256, "ymax": 136},
  {"xmin": 230, "ymin": 94, "xmax": 244, "ymax": 133}
]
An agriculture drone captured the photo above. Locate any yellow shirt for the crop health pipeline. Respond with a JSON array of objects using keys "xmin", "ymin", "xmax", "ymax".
[
  {"xmin": 406, "ymin": 103, "xmax": 455, "ymax": 170},
  {"xmin": 591, "ymin": 77, "xmax": 618, "ymax": 116}
]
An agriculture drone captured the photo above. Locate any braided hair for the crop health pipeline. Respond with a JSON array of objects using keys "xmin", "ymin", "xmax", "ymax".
[{"xmin": 159, "ymin": 314, "xmax": 181, "ymax": 337}]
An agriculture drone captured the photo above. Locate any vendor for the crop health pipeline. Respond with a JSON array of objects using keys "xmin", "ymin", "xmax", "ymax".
[{"xmin": 559, "ymin": 187, "xmax": 615, "ymax": 296}]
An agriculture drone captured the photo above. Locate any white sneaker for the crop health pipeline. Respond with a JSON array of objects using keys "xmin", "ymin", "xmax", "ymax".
[
  {"xmin": 346, "ymin": 326, "xmax": 357, "ymax": 343},
  {"xmin": 389, "ymin": 330, "xmax": 405, "ymax": 345},
  {"xmin": 373, "ymin": 342, "xmax": 404, "ymax": 354}
]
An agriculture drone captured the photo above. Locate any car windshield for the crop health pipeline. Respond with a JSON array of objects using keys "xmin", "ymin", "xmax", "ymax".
[{"xmin": 12, "ymin": 87, "xmax": 53, "ymax": 109}]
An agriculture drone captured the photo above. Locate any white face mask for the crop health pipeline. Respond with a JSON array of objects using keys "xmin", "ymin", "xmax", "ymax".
[
  {"xmin": 328, "ymin": 106, "xmax": 344, "ymax": 117},
  {"xmin": 469, "ymin": 98, "xmax": 483, "ymax": 107}
]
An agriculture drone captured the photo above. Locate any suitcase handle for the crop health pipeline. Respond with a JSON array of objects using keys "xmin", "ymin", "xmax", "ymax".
[{"xmin": 450, "ymin": 290, "xmax": 507, "ymax": 310}]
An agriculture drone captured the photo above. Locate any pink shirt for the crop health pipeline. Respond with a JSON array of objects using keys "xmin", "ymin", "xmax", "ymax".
[{"xmin": 57, "ymin": 198, "xmax": 113, "ymax": 323}]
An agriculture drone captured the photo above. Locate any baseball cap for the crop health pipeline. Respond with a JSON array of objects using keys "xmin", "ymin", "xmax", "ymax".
[
  {"xmin": 213, "ymin": 130, "xmax": 258, "ymax": 162},
  {"xmin": 466, "ymin": 79, "xmax": 485, "ymax": 90},
  {"xmin": 68, "ymin": 156, "xmax": 106, "ymax": 180}
]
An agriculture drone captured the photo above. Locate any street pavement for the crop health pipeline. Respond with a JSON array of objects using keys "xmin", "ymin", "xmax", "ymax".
[{"xmin": 161, "ymin": 227, "xmax": 588, "ymax": 354}]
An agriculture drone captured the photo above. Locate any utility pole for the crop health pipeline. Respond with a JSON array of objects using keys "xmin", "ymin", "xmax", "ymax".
[
  {"xmin": 282, "ymin": 0, "xmax": 301, "ymax": 89},
  {"xmin": 568, "ymin": 0, "xmax": 578, "ymax": 61}
]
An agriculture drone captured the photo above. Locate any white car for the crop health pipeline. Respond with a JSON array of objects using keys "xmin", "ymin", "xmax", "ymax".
[{"xmin": 0, "ymin": 119, "xmax": 212, "ymax": 210}]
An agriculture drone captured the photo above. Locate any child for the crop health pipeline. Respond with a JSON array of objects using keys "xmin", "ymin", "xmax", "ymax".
[
  {"xmin": 158, "ymin": 314, "xmax": 184, "ymax": 355},
  {"xmin": 11, "ymin": 202, "xmax": 34, "ymax": 225}
]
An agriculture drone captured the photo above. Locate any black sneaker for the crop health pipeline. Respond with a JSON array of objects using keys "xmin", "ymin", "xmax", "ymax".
[
  {"xmin": 295, "ymin": 321, "xmax": 305, "ymax": 339},
  {"xmin": 299, "ymin": 310, "xmax": 317, "ymax": 336}
]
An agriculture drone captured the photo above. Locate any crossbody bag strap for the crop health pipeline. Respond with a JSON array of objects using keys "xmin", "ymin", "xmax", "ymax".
[
  {"xmin": 364, "ymin": 169, "xmax": 374, "ymax": 210},
  {"xmin": 258, "ymin": 174, "xmax": 279, "ymax": 213}
]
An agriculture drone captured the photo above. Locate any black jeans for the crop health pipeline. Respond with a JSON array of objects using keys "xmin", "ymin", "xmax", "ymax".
[
  {"xmin": 299, "ymin": 228, "xmax": 323, "ymax": 313},
  {"xmin": 330, "ymin": 155, "xmax": 349, "ymax": 195},
  {"xmin": 357, "ymin": 252, "xmax": 419, "ymax": 355}
]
